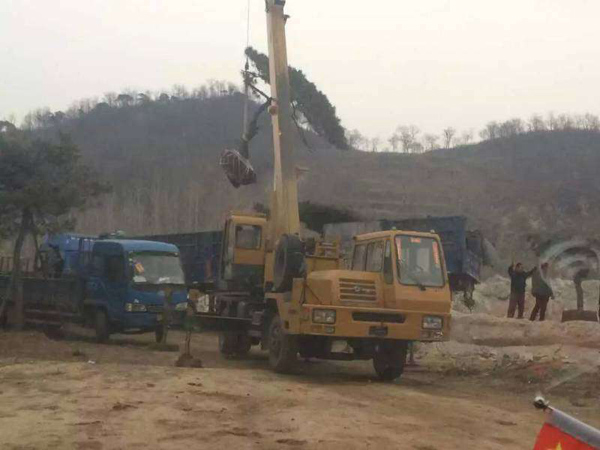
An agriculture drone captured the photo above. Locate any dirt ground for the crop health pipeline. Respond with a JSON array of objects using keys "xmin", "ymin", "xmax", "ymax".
[{"xmin": 1, "ymin": 323, "xmax": 599, "ymax": 450}]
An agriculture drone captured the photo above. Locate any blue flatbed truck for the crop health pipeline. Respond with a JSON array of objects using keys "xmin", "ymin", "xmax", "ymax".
[{"xmin": 0, "ymin": 234, "xmax": 188, "ymax": 342}]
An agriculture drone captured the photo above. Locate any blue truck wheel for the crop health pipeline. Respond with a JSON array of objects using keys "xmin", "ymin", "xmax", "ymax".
[{"xmin": 95, "ymin": 309, "xmax": 110, "ymax": 343}]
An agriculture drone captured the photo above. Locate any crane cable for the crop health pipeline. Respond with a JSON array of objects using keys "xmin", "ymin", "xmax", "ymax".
[{"xmin": 242, "ymin": 0, "xmax": 251, "ymax": 136}]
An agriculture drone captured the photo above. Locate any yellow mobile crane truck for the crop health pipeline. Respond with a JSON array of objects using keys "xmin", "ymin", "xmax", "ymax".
[{"xmin": 205, "ymin": 0, "xmax": 451, "ymax": 380}]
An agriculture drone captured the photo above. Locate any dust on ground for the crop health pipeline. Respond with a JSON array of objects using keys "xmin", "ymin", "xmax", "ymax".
[{"xmin": 0, "ymin": 276, "xmax": 599, "ymax": 450}]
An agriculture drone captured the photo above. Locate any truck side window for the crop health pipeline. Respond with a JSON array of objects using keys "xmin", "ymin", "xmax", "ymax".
[
  {"xmin": 352, "ymin": 244, "xmax": 366, "ymax": 271},
  {"xmin": 366, "ymin": 241, "xmax": 384, "ymax": 273},
  {"xmin": 383, "ymin": 240, "xmax": 393, "ymax": 284},
  {"xmin": 235, "ymin": 225, "xmax": 261, "ymax": 249},
  {"xmin": 105, "ymin": 256, "xmax": 125, "ymax": 283}
]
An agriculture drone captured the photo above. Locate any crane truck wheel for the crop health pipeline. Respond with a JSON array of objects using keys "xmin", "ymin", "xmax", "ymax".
[
  {"xmin": 373, "ymin": 340, "xmax": 408, "ymax": 382},
  {"xmin": 273, "ymin": 234, "xmax": 304, "ymax": 293},
  {"xmin": 268, "ymin": 314, "xmax": 298, "ymax": 373}
]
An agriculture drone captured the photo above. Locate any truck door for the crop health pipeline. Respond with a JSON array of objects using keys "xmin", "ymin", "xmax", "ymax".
[{"xmin": 87, "ymin": 245, "xmax": 128, "ymax": 317}]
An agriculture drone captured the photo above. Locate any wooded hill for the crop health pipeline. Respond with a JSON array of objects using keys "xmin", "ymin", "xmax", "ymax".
[{"xmin": 30, "ymin": 91, "xmax": 600, "ymax": 257}]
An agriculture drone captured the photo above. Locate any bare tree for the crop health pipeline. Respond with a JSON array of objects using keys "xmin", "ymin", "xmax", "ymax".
[
  {"xmin": 547, "ymin": 112, "xmax": 559, "ymax": 131},
  {"xmin": 345, "ymin": 129, "xmax": 368, "ymax": 151},
  {"xmin": 528, "ymin": 114, "xmax": 546, "ymax": 132},
  {"xmin": 410, "ymin": 141, "xmax": 424, "ymax": 154},
  {"xmin": 397, "ymin": 125, "xmax": 420, "ymax": 153},
  {"xmin": 423, "ymin": 133, "xmax": 439, "ymax": 151},
  {"xmin": 461, "ymin": 129, "xmax": 474, "ymax": 145},
  {"xmin": 557, "ymin": 113, "xmax": 574, "ymax": 130},
  {"xmin": 388, "ymin": 133, "xmax": 401, "ymax": 152},
  {"xmin": 442, "ymin": 127, "xmax": 456, "ymax": 149},
  {"xmin": 583, "ymin": 113, "xmax": 600, "ymax": 131},
  {"xmin": 479, "ymin": 121, "xmax": 500, "ymax": 141},
  {"xmin": 103, "ymin": 92, "xmax": 118, "ymax": 107}
]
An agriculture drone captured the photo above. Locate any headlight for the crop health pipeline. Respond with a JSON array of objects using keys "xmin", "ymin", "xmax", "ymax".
[
  {"xmin": 175, "ymin": 302, "xmax": 188, "ymax": 312},
  {"xmin": 422, "ymin": 315, "xmax": 442, "ymax": 330},
  {"xmin": 196, "ymin": 295, "xmax": 210, "ymax": 313},
  {"xmin": 313, "ymin": 309, "xmax": 336, "ymax": 324},
  {"xmin": 125, "ymin": 302, "xmax": 147, "ymax": 312}
]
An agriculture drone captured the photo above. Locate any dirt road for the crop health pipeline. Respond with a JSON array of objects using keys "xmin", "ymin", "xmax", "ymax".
[{"xmin": 1, "ymin": 328, "xmax": 599, "ymax": 450}]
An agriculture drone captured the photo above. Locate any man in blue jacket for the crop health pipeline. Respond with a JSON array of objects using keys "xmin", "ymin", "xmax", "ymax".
[{"xmin": 507, "ymin": 262, "xmax": 534, "ymax": 318}]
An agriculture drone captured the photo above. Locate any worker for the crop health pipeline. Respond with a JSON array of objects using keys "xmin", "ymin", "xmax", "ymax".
[
  {"xmin": 530, "ymin": 262, "xmax": 554, "ymax": 321},
  {"xmin": 507, "ymin": 262, "xmax": 534, "ymax": 319}
]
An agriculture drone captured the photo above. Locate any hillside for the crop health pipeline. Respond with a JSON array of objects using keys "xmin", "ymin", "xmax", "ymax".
[{"xmin": 32, "ymin": 93, "xmax": 600, "ymax": 259}]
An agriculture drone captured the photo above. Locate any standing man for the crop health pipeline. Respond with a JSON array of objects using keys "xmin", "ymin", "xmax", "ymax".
[
  {"xmin": 507, "ymin": 262, "xmax": 534, "ymax": 318},
  {"xmin": 530, "ymin": 262, "xmax": 554, "ymax": 321}
]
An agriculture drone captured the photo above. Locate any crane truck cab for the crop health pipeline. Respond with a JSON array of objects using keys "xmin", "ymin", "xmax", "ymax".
[
  {"xmin": 219, "ymin": 213, "xmax": 267, "ymax": 292},
  {"xmin": 265, "ymin": 230, "xmax": 451, "ymax": 380}
]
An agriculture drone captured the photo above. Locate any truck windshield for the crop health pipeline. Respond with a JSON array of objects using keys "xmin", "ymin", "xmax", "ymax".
[
  {"xmin": 129, "ymin": 252, "xmax": 185, "ymax": 285},
  {"xmin": 395, "ymin": 236, "xmax": 444, "ymax": 288}
]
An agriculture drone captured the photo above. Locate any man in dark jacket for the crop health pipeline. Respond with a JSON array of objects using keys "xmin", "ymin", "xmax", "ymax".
[
  {"xmin": 530, "ymin": 262, "xmax": 554, "ymax": 321},
  {"xmin": 507, "ymin": 262, "xmax": 534, "ymax": 318}
]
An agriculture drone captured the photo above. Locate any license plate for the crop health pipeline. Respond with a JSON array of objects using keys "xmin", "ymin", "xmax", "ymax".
[
  {"xmin": 369, "ymin": 326, "xmax": 388, "ymax": 337},
  {"xmin": 156, "ymin": 314, "xmax": 163, "ymax": 322}
]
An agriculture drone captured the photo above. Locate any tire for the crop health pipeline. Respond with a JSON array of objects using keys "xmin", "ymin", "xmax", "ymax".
[
  {"xmin": 268, "ymin": 314, "xmax": 298, "ymax": 373},
  {"xmin": 94, "ymin": 309, "xmax": 110, "ymax": 343},
  {"xmin": 219, "ymin": 332, "xmax": 252, "ymax": 357},
  {"xmin": 373, "ymin": 340, "xmax": 408, "ymax": 382},
  {"xmin": 273, "ymin": 234, "xmax": 304, "ymax": 293},
  {"xmin": 155, "ymin": 326, "xmax": 165, "ymax": 343}
]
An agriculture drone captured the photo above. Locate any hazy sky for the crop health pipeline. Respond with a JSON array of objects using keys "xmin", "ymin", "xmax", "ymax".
[{"xmin": 2, "ymin": 0, "xmax": 600, "ymax": 140}]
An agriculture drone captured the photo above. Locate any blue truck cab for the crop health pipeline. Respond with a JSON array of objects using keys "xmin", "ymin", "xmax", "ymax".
[{"xmin": 83, "ymin": 239, "xmax": 188, "ymax": 339}]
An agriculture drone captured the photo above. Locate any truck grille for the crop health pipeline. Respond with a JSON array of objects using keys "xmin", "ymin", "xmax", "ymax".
[
  {"xmin": 353, "ymin": 312, "xmax": 405, "ymax": 324},
  {"xmin": 146, "ymin": 305, "xmax": 163, "ymax": 313},
  {"xmin": 339, "ymin": 278, "xmax": 377, "ymax": 302}
]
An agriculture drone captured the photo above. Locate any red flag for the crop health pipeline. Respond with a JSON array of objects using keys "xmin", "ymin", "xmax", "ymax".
[
  {"xmin": 534, "ymin": 408, "xmax": 600, "ymax": 450},
  {"xmin": 534, "ymin": 423, "xmax": 596, "ymax": 449}
]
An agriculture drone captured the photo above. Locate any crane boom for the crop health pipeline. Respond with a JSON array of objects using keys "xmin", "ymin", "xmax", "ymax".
[{"xmin": 265, "ymin": 0, "xmax": 300, "ymax": 243}]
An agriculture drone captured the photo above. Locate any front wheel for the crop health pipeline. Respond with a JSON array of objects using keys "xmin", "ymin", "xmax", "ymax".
[
  {"xmin": 268, "ymin": 314, "xmax": 298, "ymax": 373},
  {"xmin": 95, "ymin": 309, "xmax": 110, "ymax": 343},
  {"xmin": 373, "ymin": 340, "xmax": 407, "ymax": 382}
]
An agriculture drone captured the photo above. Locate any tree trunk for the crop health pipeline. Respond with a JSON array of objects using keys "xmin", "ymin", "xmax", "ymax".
[{"xmin": 11, "ymin": 209, "xmax": 31, "ymax": 330}]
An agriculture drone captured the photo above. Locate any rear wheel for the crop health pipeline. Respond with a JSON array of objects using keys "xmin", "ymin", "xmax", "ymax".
[
  {"xmin": 219, "ymin": 332, "xmax": 252, "ymax": 357},
  {"xmin": 268, "ymin": 314, "xmax": 298, "ymax": 373},
  {"xmin": 373, "ymin": 340, "xmax": 407, "ymax": 382},
  {"xmin": 95, "ymin": 309, "xmax": 110, "ymax": 343}
]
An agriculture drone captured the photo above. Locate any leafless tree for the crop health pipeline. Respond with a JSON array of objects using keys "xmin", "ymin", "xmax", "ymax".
[
  {"xmin": 423, "ymin": 133, "xmax": 439, "ymax": 151},
  {"xmin": 369, "ymin": 137, "xmax": 381, "ymax": 153},
  {"xmin": 461, "ymin": 129, "xmax": 474, "ymax": 145},
  {"xmin": 397, "ymin": 125, "xmax": 420, "ymax": 153},
  {"xmin": 345, "ymin": 129, "xmax": 368, "ymax": 151},
  {"xmin": 583, "ymin": 113, "xmax": 600, "ymax": 131},
  {"xmin": 547, "ymin": 112, "xmax": 559, "ymax": 131},
  {"xmin": 557, "ymin": 114, "xmax": 574, "ymax": 130},
  {"xmin": 442, "ymin": 127, "xmax": 456, "ymax": 149},
  {"xmin": 388, "ymin": 133, "xmax": 401, "ymax": 152},
  {"xmin": 479, "ymin": 121, "xmax": 500, "ymax": 141},
  {"xmin": 528, "ymin": 114, "xmax": 546, "ymax": 132}
]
